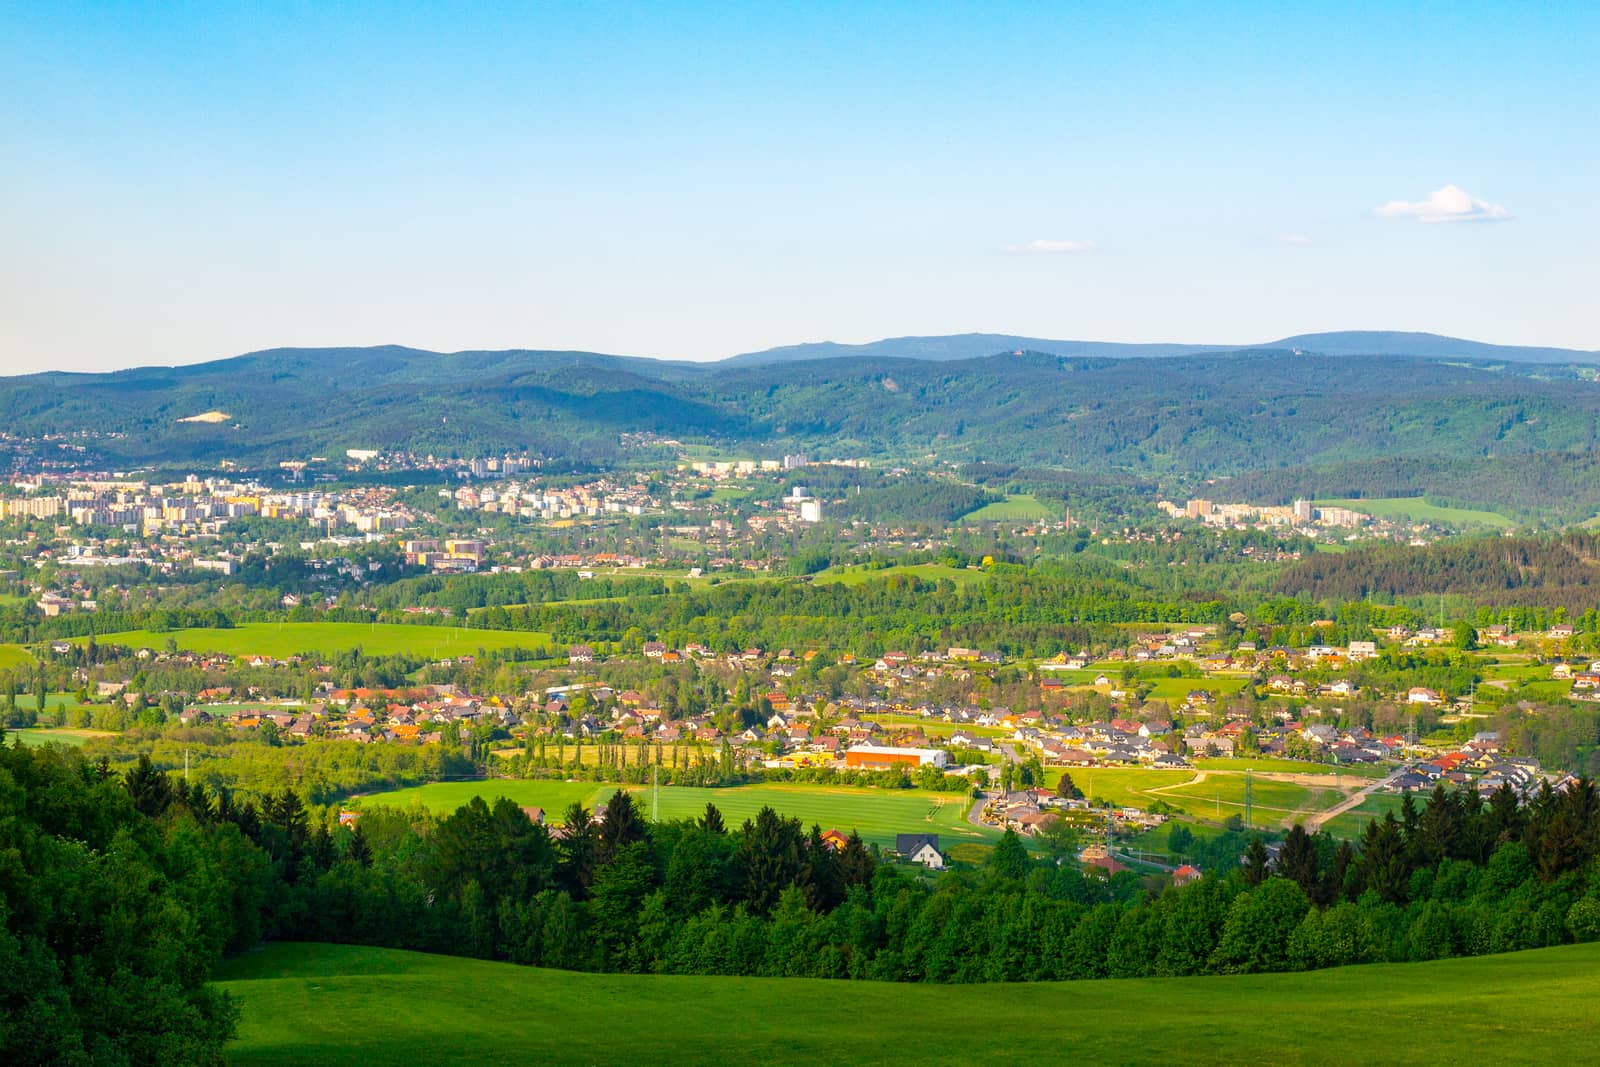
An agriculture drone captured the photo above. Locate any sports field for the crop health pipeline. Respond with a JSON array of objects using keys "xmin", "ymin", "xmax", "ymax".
[
  {"xmin": 355, "ymin": 780, "xmax": 985, "ymax": 849},
  {"xmin": 78, "ymin": 622, "xmax": 554, "ymax": 659},
  {"xmin": 217, "ymin": 941, "xmax": 1600, "ymax": 1066}
]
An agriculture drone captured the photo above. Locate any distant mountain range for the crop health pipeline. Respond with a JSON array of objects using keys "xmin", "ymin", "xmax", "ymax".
[
  {"xmin": 7, "ymin": 331, "xmax": 1600, "ymax": 522},
  {"xmin": 725, "ymin": 330, "xmax": 1600, "ymax": 366}
]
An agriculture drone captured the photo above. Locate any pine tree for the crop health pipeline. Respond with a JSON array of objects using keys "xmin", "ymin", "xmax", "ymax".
[
  {"xmin": 348, "ymin": 822, "xmax": 373, "ymax": 867},
  {"xmin": 1241, "ymin": 835, "xmax": 1270, "ymax": 887},
  {"xmin": 699, "ymin": 802, "xmax": 726, "ymax": 834}
]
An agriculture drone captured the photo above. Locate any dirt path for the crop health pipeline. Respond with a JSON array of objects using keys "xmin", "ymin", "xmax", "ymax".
[{"xmin": 1304, "ymin": 767, "xmax": 1404, "ymax": 831}]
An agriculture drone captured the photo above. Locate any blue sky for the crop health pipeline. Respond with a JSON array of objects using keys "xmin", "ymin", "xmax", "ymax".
[{"xmin": 2, "ymin": 1, "xmax": 1596, "ymax": 372}]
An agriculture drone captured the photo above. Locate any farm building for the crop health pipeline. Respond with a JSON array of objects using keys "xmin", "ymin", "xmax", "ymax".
[
  {"xmin": 844, "ymin": 744, "xmax": 950, "ymax": 770},
  {"xmin": 896, "ymin": 834, "xmax": 946, "ymax": 870}
]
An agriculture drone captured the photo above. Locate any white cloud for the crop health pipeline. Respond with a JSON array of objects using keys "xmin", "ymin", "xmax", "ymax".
[
  {"xmin": 1006, "ymin": 238, "xmax": 1095, "ymax": 254},
  {"xmin": 1277, "ymin": 233, "xmax": 1313, "ymax": 246},
  {"xmin": 1374, "ymin": 184, "xmax": 1510, "ymax": 224}
]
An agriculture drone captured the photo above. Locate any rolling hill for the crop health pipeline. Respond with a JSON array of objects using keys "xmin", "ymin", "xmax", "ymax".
[{"xmin": 217, "ymin": 940, "xmax": 1600, "ymax": 1065}]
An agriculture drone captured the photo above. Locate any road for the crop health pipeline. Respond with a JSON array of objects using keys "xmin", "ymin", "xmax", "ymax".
[{"xmin": 1304, "ymin": 765, "xmax": 1406, "ymax": 831}]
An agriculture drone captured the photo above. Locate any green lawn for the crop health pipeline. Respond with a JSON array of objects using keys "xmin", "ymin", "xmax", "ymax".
[
  {"xmin": 1313, "ymin": 497, "xmax": 1514, "ymax": 529},
  {"xmin": 961, "ymin": 493, "xmax": 1056, "ymax": 522},
  {"xmin": 355, "ymin": 780, "xmax": 985, "ymax": 849},
  {"xmin": 216, "ymin": 941, "xmax": 1600, "ymax": 1066},
  {"xmin": 80, "ymin": 622, "xmax": 554, "ymax": 660}
]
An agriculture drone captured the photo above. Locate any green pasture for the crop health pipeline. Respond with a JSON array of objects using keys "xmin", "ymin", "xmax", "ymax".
[
  {"xmin": 812, "ymin": 562, "xmax": 982, "ymax": 588},
  {"xmin": 0, "ymin": 643, "xmax": 36, "ymax": 669},
  {"xmin": 1143, "ymin": 676, "xmax": 1250, "ymax": 701},
  {"xmin": 79, "ymin": 622, "xmax": 554, "ymax": 660},
  {"xmin": 355, "ymin": 780, "xmax": 984, "ymax": 850},
  {"xmin": 217, "ymin": 941, "xmax": 1600, "ymax": 1066},
  {"xmin": 352, "ymin": 779, "xmax": 611, "ymax": 815}
]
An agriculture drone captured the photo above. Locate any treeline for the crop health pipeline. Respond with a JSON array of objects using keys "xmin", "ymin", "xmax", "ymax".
[
  {"xmin": 1213, "ymin": 452, "xmax": 1600, "ymax": 527},
  {"xmin": 1277, "ymin": 532, "xmax": 1600, "ymax": 609},
  {"xmin": 12, "ymin": 730, "xmax": 1600, "ymax": 1065}
]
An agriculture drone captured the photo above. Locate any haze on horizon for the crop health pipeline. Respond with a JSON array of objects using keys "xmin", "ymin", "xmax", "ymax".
[{"xmin": 2, "ymin": 1, "xmax": 1596, "ymax": 375}]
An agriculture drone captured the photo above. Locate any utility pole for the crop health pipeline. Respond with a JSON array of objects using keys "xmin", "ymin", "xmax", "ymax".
[
  {"xmin": 1244, "ymin": 768, "xmax": 1253, "ymax": 828},
  {"xmin": 184, "ymin": 748, "xmax": 190, "ymax": 785}
]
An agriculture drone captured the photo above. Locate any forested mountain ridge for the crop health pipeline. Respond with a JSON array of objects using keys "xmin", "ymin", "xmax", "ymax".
[{"xmin": 8, "ymin": 344, "xmax": 1600, "ymax": 519}]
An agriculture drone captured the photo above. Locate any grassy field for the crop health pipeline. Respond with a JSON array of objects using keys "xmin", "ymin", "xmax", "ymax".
[
  {"xmin": 1142, "ymin": 676, "xmax": 1251, "ymax": 701},
  {"xmin": 1321, "ymin": 793, "xmax": 1410, "ymax": 840},
  {"xmin": 216, "ymin": 941, "xmax": 1600, "ymax": 1065},
  {"xmin": 8, "ymin": 727, "xmax": 117, "ymax": 747},
  {"xmin": 1160, "ymin": 775, "xmax": 1337, "ymax": 825},
  {"xmin": 1047, "ymin": 767, "xmax": 1195, "ymax": 809},
  {"xmin": 81, "ymin": 622, "xmax": 554, "ymax": 659},
  {"xmin": 352, "ymin": 780, "xmax": 611, "ymax": 815},
  {"xmin": 0, "ymin": 643, "xmax": 36, "ymax": 669},
  {"xmin": 1048, "ymin": 766, "xmax": 1358, "ymax": 828},
  {"xmin": 355, "ymin": 780, "xmax": 986, "ymax": 849},
  {"xmin": 1190, "ymin": 757, "xmax": 1387, "ymax": 779},
  {"xmin": 1314, "ymin": 496, "xmax": 1514, "ymax": 529},
  {"xmin": 960, "ymin": 493, "xmax": 1056, "ymax": 522},
  {"xmin": 812, "ymin": 562, "xmax": 983, "ymax": 588}
]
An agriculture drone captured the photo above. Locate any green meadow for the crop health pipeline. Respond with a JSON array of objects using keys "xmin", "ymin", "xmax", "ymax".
[
  {"xmin": 0, "ymin": 643, "xmax": 36, "ymax": 669},
  {"xmin": 1048, "ymin": 766, "xmax": 1358, "ymax": 828},
  {"xmin": 217, "ymin": 941, "xmax": 1600, "ymax": 1066},
  {"xmin": 356, "ymin": 780, "xmax": 985, "ymax": 849},
  {"xmin": 812, "ymin": 562, "xmax": 983, "ymax": 588},
  {"xmin": 79, "ymin": 621, "xmax": 554, "ymax": 659},
  {"xmin": 8, "ymin": 727, "xmax": 116, "ymax": 748}
]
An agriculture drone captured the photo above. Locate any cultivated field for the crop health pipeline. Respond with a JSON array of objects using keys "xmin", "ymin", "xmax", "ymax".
[
  {"xmin": 961, "ymin": 493, "xmax": 1057, "ymax": 522},
  {"xmin": 355, "ymin": 780, "xmax": 986, "ymax": 849},
  {"xmin": 79, "ymin": 622, "xmax": 555, "ymax": 659},
  {"xmin": 217, "ymin": 941, "xmax": 1600, "ymax": 1066}
]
